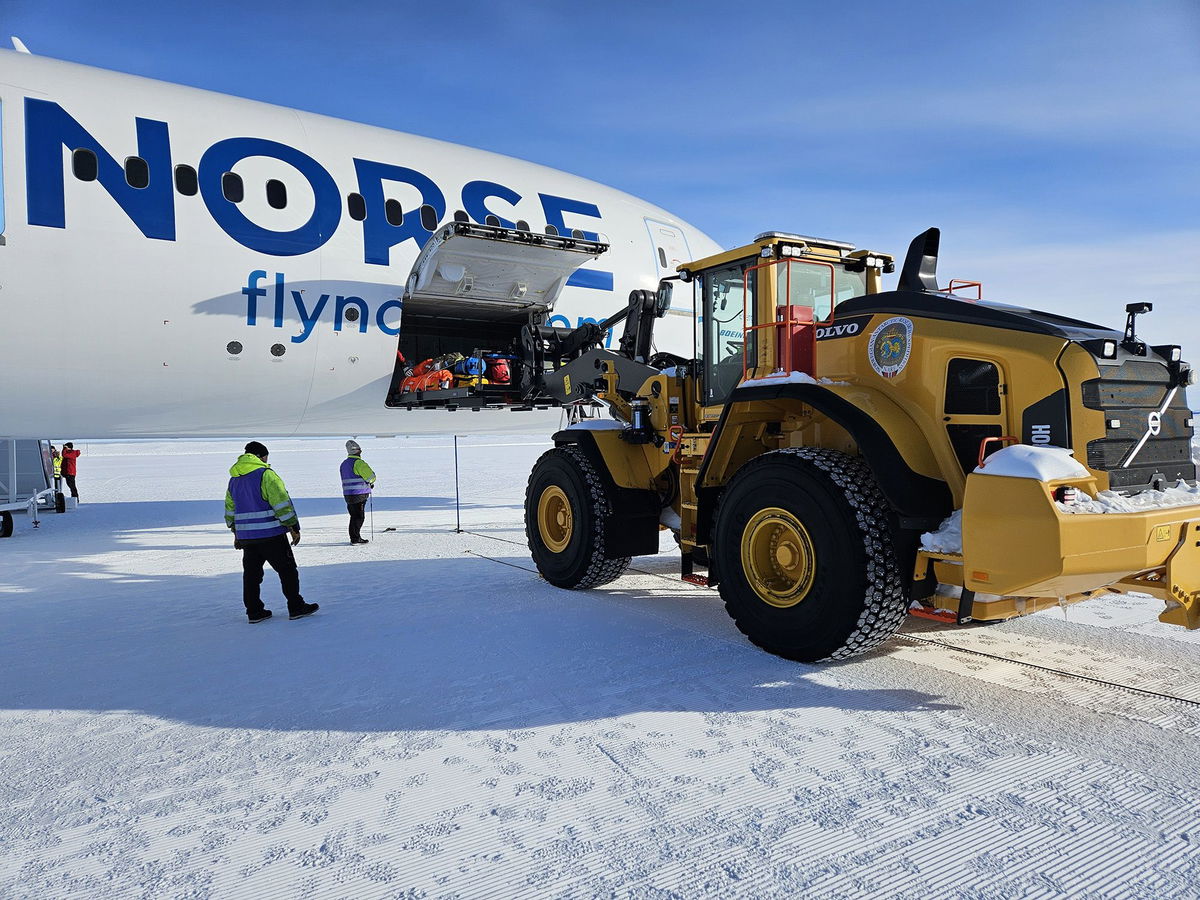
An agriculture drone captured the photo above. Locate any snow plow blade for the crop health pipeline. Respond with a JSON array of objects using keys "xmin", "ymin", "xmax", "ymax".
[{"xmin": 961, "ymin": 471, "xmax": 1200, "ymax": 629}]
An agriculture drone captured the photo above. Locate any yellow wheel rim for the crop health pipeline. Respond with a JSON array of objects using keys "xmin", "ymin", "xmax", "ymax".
[
  {"xmin": 740, "ymin": 507, "xmax": 816, "ymax": 608},
  {"xmin": 537, "ymin": 485, "xmax": 573, "ymax": 553}
]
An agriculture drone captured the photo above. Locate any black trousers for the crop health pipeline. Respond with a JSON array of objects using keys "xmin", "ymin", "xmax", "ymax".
[
  {"xmin": 346, "ymin": 495, "xmax": 368, "ymax": 541},
  {"xmin": 63, "ymin": 473, "xmax": 78, "ymax": 498},
  {"xmin": 241, "ymin": 533, "xmax": 304, "ymax": 616}
]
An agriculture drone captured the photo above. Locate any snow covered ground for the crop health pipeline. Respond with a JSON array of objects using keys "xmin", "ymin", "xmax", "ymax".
[{"xmin": 2, "ymin": 436, "xmax": 1199, "ymax": 898}]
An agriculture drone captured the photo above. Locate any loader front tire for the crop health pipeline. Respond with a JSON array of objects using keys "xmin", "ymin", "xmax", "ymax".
[
  {"xmin": 525, "ymin": 445, "xmax": 631, "ymax": 589},
  {"xmin": 714, "ymin": 448, "xmax": 907, "ymax": 662}
]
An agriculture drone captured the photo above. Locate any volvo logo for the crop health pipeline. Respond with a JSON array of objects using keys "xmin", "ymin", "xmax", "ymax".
[
  {"xmin": 1120, "ymin": 386, "xmax": 1177, "ymax": 469},
  {"xmin": 815, "ymin": 314, "xmax": 874, "ymax": 341},
  {"xmin": 815, "ymin": 322, "xmax": 860, "ymax": 339}
]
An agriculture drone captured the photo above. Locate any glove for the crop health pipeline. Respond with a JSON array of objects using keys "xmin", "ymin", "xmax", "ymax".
[
  {"xmin": 233, "ymin": 537, "xmax": 243, "ymax": 550},
  {"xmin": 290, "ymin": 528, "xmax": 301, "ymax": 546}
]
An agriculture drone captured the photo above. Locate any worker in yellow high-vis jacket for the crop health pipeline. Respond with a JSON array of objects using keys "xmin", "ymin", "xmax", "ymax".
[{"xmin": 340, "ymin": 439, "xmax": 376, "ymax": 545}]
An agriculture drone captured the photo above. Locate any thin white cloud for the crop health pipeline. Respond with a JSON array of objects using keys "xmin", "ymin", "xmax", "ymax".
[{"xmin": 947, "ymin": 230, "xmax": 1200, "ymax": 348}]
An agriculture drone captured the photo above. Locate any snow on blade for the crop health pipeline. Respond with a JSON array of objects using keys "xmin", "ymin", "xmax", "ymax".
[
  {"xmin": 1059, "ymin": 479, "xmax": 1200, "ymax": 514},
  {"xmin": 921, "ymin": 508, "xmax": 963, "ymax": 554},
  {"xmin": 974, "ymin": 443, "xmax": 1089, "ymax": 480}
]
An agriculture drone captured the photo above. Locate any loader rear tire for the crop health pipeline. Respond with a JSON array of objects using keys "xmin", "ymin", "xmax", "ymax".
[
  {"xmin": 713, "ymin": 447, "xmax": 907, "ymax": 662},
  {"xmin": 525, "ymin": 445, "xmax": 631, "ymax": 589}
]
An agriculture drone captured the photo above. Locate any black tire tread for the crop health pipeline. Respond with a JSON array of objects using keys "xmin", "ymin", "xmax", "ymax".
[
  {"xmin": 525, "ymin": 445, "xmax": 630, "ymax": 589},
  {"xmin": 716, "ymin": 447, "xmax": 908, "ymax": 661}
]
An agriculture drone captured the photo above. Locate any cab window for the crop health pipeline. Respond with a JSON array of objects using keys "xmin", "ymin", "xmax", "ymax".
[
  {"xmin": 945, "ymin": 358, "xmax": 1001, "ymax": 414},
  {"xmin": 776, "ymin": 260, "xmax": 867, "ymax": 322},
  {"xmin": 701, "ymin": 261, "xmax": 755, "ymax": 405}
]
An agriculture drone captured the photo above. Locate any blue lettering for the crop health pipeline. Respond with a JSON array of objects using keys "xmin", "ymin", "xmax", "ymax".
[
  {"xmin": 242, "ymin": 270, "xmax": 268, "ymax": 325},
  {"xmin": 291, "ymin": 291, "xmax": 328, "ymax": 343},
  {"xmin": 354, "ymin": 159, "xmax": 445, "ymax": 265},
  {"xmin": 334, "ymin": 295, "xmax": 368, "ymax": 333},
  {"xmin": 539, "ymin": 193, "xmax": 612, "ymax": 292},
  {"xmin": 376, "ymin": 299, "xmax": 403, "ymax": 336},
  {"xmin": 25, "ymin": 99, "xmax": 174, "ymax": 240},
  {"xmin": 273, "ymin": 272, "xmax": 286, "ymax": 327},
  {"xmin": 23, "ymin": 101, "xmax": 616, "ymax": 294},
  {"xmin": 199, "ymin": 138, "xmax": 340, "ymax": 256},
  {"xmin": 539, "ymin": 193, "xmax": 601, "ymax": 240},
  {"xmin": 566, "ymin": 269, "xmax": 615, "ymax": 292},
  {"xmin": 461, "ymin": 180, "xmax": 521, "ymax": 228}
]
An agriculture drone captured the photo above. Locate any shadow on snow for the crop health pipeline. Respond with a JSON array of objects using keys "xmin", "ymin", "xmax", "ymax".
[{"xmin": 1, "ymin": 506, "xmax": 961, "ymax": 733}]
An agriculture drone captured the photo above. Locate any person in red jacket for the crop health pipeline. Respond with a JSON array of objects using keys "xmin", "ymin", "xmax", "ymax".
[{"xmin": 61, "ymin": 442, "xmax": 81, "ymax": 499}]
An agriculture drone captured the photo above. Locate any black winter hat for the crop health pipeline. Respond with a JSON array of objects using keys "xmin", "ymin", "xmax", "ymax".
[{"xmin": 244, "ymin": 441, "xmax": 269, "ymax": 459}]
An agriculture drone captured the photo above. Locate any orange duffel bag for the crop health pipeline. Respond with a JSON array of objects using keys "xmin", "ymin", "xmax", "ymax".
[{"xmin": 422, "ymin": 369, "xmax": 454, "ymax": 391}]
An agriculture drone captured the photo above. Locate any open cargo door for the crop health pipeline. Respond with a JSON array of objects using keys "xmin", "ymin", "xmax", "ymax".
[
  {"xmin": 387, "ymin": 222, "xmax": 609, "ymax": 409},
  {"xmin": 403, "ymin": 221, "xmax": 609, "ymax": 321}
]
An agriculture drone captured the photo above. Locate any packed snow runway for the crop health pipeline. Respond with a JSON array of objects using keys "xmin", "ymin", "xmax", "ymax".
[{"xmin": 2, "ymin": 437, "xmax": 1199, "ymax": 898}]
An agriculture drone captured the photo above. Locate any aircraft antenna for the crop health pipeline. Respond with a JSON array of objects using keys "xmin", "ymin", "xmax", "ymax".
[{"xmin": 11, "ymin": 36, "xmax": 32, "ymax": 54}]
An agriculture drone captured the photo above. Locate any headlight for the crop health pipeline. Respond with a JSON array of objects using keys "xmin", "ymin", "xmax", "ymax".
[{"xmin": 1101, "ymin": 340, "xmax": 1117, "ymax": 358}]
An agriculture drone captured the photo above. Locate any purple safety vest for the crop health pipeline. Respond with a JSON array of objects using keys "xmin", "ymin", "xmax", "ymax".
[
  {"xmin": 341, "ymin": 457, "xmax": 371, "ymax": 497},
  {"xmin": 228, "ymin": 468, "xmax": 288, "ymax": 539}
]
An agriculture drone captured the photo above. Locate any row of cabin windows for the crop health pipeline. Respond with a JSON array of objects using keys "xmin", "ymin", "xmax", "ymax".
[
  {"xmin": 69, "ymin": 148, "xmax": 401, "ymax": 225},
  {"xmin": 70, "ymin": 149, "xmax": 591, "ymax": 236}
]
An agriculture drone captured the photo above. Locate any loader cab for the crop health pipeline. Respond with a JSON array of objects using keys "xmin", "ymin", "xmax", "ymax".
[
  {"xmin": 686, "ymin": 234, "xmax": 893, "ymax": 416},
  {"xmin": 694, "ymin": 256, "xmax": 756, "ymax": 408}
]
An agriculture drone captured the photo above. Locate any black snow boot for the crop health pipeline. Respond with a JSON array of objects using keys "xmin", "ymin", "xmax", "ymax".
[
  {"xmin": 248, "ymin": 609, "xmax": 273, "ymax": 624},
  {"xmin": 289, "ymin": 602, "xmax": 320, "ymax": 620}
]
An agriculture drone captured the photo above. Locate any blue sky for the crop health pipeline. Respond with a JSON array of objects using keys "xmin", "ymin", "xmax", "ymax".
[{"xmin": 3, "ymin": 0, "xmax": 1198, "ymax": 342}]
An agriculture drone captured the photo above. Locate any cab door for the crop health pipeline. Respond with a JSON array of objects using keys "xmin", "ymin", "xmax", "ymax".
[
  {"xmin": 943, "ymin": 357, "xmax": 1009, "ymax": 473},
  {"xmin": 697, "ymin": 260, "xmax": 756, "ymax": 410}
]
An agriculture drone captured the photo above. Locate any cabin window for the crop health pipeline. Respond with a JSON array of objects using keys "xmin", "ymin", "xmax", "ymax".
[
  {"xmin": 72, "ymin": 148, "xmax": 98, "ymax": 182},
  {"xmin": 945, "ymin": 358, "xmax": 1001, "ymax": 415},
  {"xmin": 174, "ymin": 165, "xmax": 198, "ymax": 196},
  {"xmin": 347, "ymin": 192, "xmax": 367, "ymax": 221},
  {"xmin": 266, "ymin": 179, "xmax": 287, "ymax": 210},
  {"xmin": 124, "ymin": 156, "xmax": 149, "ymax": 189},
  {"xmin": 221, "ymin": 172, "xmax": 244, "ymax": 203},
  {"xmin": 420, "ymin": 204, "xmax": 439, "ymax": 232},
  {"xmin": 384, "ymin": 199, "xmax": 404, "ymax": 227}
]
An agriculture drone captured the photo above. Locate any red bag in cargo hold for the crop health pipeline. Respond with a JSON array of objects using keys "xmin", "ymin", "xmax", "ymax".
[{"xmin": 486, "ymin": 358, "xmax": 511, "ymax": 384}]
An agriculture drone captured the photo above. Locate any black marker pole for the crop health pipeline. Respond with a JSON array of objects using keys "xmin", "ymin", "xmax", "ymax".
[{"xmin": 453, "ymin": 435, "xmax": 462, "ymax": 534}]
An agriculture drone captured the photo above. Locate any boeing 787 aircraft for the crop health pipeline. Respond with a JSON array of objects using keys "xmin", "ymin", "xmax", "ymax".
[{"xmin": 0, "ymin": 44, "xmax": 720, "ymax": 438}]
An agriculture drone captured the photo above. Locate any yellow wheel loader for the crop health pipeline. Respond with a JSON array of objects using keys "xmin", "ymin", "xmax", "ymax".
[{"xmin": 392, "ymin": 220, "xmax": 1200, "ymax": 662}]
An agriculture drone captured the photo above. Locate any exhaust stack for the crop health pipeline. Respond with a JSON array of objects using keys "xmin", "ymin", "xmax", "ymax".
[{"xmin": 898, "ymin": 227, "xmax": 941, "ymax": 293}]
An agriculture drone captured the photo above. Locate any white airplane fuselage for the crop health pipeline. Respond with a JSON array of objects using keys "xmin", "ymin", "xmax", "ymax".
[{"xmin": 0, "ymin": 50, "xmax": 719, "ymax": 438}]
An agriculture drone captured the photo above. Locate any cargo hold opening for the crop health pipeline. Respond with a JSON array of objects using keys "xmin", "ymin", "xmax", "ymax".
[
  {"xmin": 385, "ymin": 222, "xmax": 609, "ymax": 408},
  {"xmin": 385, "ymin": 300, "xmax": 532, "ymax": 407}
]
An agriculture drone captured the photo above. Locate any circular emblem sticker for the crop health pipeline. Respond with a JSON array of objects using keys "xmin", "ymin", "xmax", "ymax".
[{"xmin": 867, "ymin": 316, "xmax": 913, "ymax": 378}]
